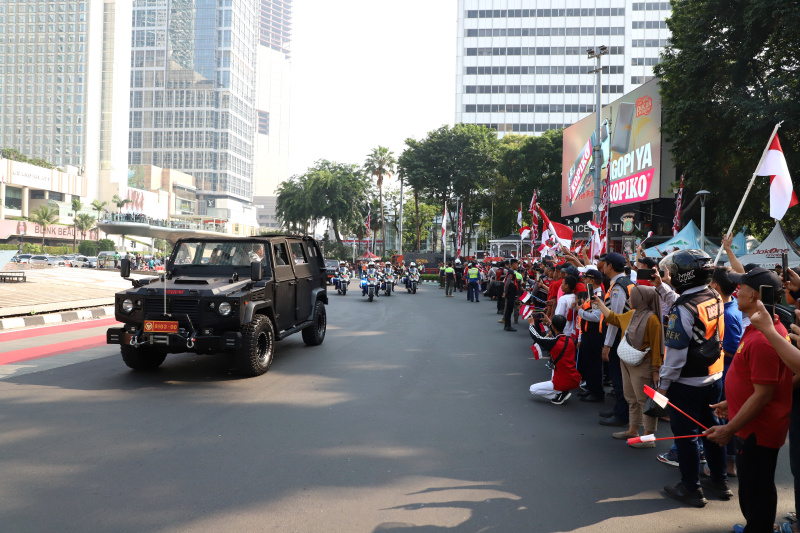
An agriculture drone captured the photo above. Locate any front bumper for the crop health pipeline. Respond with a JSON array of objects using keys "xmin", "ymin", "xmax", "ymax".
[{"xmin": 107, "ymin": 327, "xmax": 242, "ymax": 352}]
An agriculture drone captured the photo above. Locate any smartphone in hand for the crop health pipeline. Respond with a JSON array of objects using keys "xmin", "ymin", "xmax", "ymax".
[
  {"xmin": 760, "ymin": 284, "xmax": 776, "ymax": 318},
  {"xmin": 782, "ymin": 253, "xmax": 789, "ymax": 282},
  {"xmin": 637, "ymin": 268, "xmax": 655, "ymax": 281}
]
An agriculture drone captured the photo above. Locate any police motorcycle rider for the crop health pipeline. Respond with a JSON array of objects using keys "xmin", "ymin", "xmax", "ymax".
[
  {"xmin": 361, "ymin": 261, "xmax": 381, "ymax": 297},
  {"xmin": 405, "ymin": 261, "xmax": 420, "ymax": 289},
  {"xmin": 653, "ymin": 249, "xmax": 729, "ymax": 506},
  {"xmin": 333, "ymin": 260, "xmax": 350, "ymax": 292}
]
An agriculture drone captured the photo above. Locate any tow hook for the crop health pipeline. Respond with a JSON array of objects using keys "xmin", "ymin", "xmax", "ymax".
[
  {"xmin": 187, "ymin": 337, "xmax": 195, "ymax": 349},
  {"xmin": 129, "ymin": 335, "xmax": 138, "ymax": 346}
]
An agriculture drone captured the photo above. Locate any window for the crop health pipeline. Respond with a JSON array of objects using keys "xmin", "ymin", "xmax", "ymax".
[
  {"xmin": 257, "ymin": 110, "xmax": 269, "ymax": 135},
  {"xmin": 290, "ymin": 242, "xmax": 307, "ymax": 264},
  {"xmin": 273, "ymin": 243, "xmax": 289, "ymax": 266}
]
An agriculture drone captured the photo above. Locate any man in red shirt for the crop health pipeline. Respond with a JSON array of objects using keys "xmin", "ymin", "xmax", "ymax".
[{"xmin": 705, "ymin": 268, "xmax": 793, "ymax": 533}]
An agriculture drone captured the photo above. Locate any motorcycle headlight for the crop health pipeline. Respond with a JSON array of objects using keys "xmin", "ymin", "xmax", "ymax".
[
  {"xmin": 122, "ymin": 299, "xmax": 134, "ymax": 314},
  {"xmin": 218, "ymin": 302, "xmax": 232, "ymax": 316}
]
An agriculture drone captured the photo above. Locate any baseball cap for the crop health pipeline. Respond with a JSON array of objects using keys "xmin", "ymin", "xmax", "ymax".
[
  {"xmin": 584, "ymin": 268, "xmax": 603, "ymax": 280},
  {"xmin": 563, "ymin": 265, "xmax": 580, "ymax": 277},
  {"xmin": 605, "ymin": 252, "xmax": 627, "ymax": 271},
  {"xmin": 728, "ymin": 267, "xmax": 782, "ymax": 293}
]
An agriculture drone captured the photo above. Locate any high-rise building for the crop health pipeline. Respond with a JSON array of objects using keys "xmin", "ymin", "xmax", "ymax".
[
  {"xmin": 0, "ymin": 0, "xmax": 132, "ymax": 204},
  {"xmin": 253, "ymin": 0, "xmax": 291, "ymax": 199},
  {"xmin": 455, "ymin": 0, "xmax": 672, "ymax": 136},
  {"xmin": 128, "ymin": 0, "xmax": 259, "ymax": 213}
]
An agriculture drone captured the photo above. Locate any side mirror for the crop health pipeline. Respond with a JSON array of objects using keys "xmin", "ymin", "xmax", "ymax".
[
  {"xmin": 250, "ymin": 261, "xmax": 263, "ymax": 282},
  {"xmin": 120, "ymin": 258, "xmax": 130, "ymax": 278}
]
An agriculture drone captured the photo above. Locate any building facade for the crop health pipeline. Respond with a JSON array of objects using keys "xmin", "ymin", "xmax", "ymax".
[
  {"xmin": 0, "ymin": 0, "xmax": 131, "ymax": 206},
  {"xmin": 128, "ymin": 0, "xmax": 259, "ymax": 212},
  {"xmin": 455, "ymin": 0, "xmax": 672, "ymax": 135},
  {"xmin": 253, "ymin": 0, "xmax": 291, "ymax": 200}
]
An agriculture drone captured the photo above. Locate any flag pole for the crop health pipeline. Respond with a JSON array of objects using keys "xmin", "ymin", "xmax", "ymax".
[{"xmin": 714, "ymin": 121, "xmax": 783, "ymax": 264}]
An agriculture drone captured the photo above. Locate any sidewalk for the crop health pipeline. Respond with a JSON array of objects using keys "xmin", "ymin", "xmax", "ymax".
[{"xmin": 0, "ymin": 267, "xmax": 144, "ymax": 328}]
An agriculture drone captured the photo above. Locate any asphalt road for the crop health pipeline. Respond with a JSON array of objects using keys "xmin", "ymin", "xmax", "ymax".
[{"xmin": 0, "ymin": 283, "xmax": 794, "ymax": 532}]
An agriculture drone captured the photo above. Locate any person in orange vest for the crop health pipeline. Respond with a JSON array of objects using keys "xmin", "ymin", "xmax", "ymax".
[
  {"xmin": 655, "ymin": 249, "xmax": 729, "ymax": 508},
  {"xmin": 574, "ymin": 268, "xmax": 606, "ymax": 402}
]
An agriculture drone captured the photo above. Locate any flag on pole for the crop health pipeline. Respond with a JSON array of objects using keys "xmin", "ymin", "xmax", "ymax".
[
  {"xmin": 643, "ymin": 385, "xmax": 669, "ymax": 408},
  {"xmin": 599, "ymin": 174, "xmax": 610, "ymax": 254},
  {"xmin": 531, "ymin": 344, "xmax": 543, "ymax": 360},
  {"xmin": 519, "ymin": 304, "xmax": 535, "ymax": 320},
  {"xmin": 587, "ymin": 220, "xmax": 601, "ymax": 259},
  {"xmin": 519, "ymin": 225, "xmax": 532, "ymax": 240},
  {"xmin": 537, "ymin": 205, "xmax": 574, "ymax": 248},
  {"xmin": 755, "ymin": 134, "xmax": 798, "ymax": 220},
  {"xmin": 456, "ymin": 204, "xmax": 464, "ymax": 257},
  {"xmin": 517, "ymin": 203, "xmax": 523, "ymax": 227},
  {"xmin": 672, "ymin": 174, "xmax": 684, "ymax": 236},
  {"xmin": 530, "ymin": 190, "xmax": 539, "ymax": 245},
  {"xmin": 441, "ymin": 204, "xmax": 447, "ymax": 247},
  {"xmin": 641, "ymin": 231, "xmax": 654, "ymax": 245}
]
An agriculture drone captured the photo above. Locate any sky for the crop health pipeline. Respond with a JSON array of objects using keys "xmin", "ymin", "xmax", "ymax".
[{"xmin": 288, "ymin": 1, "xmax": 457, "ymax": 182}]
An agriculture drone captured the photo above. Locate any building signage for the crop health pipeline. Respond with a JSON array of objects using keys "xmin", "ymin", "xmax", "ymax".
[
  {"xmin": 0, "ymin": 159, "xmax": 86, "ymax": 196},
  {"xmin": 561, "ymin": 80, "xmax": 670, "ymax": 216},
  {"xmin": 0, "ymin": 219, "xmax": 98, "ymax": 241}
]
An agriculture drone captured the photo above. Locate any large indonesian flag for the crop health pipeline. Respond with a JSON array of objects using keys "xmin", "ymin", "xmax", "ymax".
[
  {"xmin": 441, "ymin": 205, "xmax": 447, "ymax": 246},
  {"xmin": 538, "ymin": 205, "xmax": 573, "ymax": 248},
  {"xmin": 756, "ymin": 134, "xmax": 798, "ymax": 220}
]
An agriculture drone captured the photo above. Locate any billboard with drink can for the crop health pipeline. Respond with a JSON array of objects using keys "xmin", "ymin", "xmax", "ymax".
[{"xmin": 561, "ymin": 79, "xmax": 673, "ymax": 216}]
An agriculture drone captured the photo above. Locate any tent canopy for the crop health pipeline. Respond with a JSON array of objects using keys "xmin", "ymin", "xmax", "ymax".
[
  {"xmin": 728, "ymin": 222, "xmax": 800, "ymax": 268},
  {"xmin": 644, "ymin": 220, "xmax": 720, "ymax": 257},
  {"xmin": 358, "ymin": 251, "xmax": 380, "ymax": 260}
]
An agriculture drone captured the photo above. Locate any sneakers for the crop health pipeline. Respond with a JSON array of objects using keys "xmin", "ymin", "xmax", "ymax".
[
  {"xmin": 699, "ymin": 476, "xmax": 733, "ymax": 500},
  {"xmin": 664, "ymin": 482, "xmax": 707, "ymax": 508},
  {"xmin": 551, "ymin": 392, "xmax": 571, "ymax": 405},
  {"xmin": 657, "ymin": 450, "xmax": 679, "ymax": 467}
]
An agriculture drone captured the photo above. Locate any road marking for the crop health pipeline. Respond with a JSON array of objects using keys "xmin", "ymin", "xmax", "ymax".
[
  {"xmin": 0, "ymin": 317, "xmax": 119, "ymax": 342},
  {"xmin": 0, "ymin": 336, "xmax": 108, "ymax": 365}
]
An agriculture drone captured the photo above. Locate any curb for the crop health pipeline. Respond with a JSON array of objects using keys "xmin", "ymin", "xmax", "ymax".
[{"xmin": 0, "ymin": 306, "xmax": 115, "ymax": 331}]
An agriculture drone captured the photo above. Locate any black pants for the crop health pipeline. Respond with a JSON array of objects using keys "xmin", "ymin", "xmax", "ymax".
[
  {"xmin": 735, "ymin": 434, "xmax": 779, "ymax": 532},
  {"xmin": 497, "ymin": 294, "xmax": 505, "ymax": 312},
  {"xmin": 578, "ymin": 331, "xmax": 605, "ymax": 397},
  {"xmin": 503, "ymin": 292, "xmax": 517, "ymax": 328}
]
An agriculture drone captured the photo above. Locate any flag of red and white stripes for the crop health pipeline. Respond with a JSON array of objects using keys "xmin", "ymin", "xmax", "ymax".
[
  {"xmin": 530, "ymin": 190, "xmax": 539, "ymax": 243},
  {"xmin": 672, "ymin": 174, "xmax": 684, "ymax": 236},
  {"xmin": 755, "ymin": 134, "xmax": 798, "ymax": 220},
  {"xmin": 538, "ymin": 205, "xmax": 573, "ymax": 248}
]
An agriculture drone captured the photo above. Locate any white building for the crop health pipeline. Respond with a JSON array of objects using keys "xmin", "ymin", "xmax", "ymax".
[
  {"xmin": 253, "ymin": 0, "xmax": 291, "ymax": 199},
  {"xmin": 455, "ymin": 0, "xmax": 672, "ymax": 135},
  {"xmin": 0, "ymin": 0, "xmax": 132, "ymax": 204}
]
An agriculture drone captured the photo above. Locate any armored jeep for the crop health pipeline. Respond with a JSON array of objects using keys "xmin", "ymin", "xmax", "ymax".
[{"xmin": 106, "ymin": 235, "xmax": 328, "ymax": 376}]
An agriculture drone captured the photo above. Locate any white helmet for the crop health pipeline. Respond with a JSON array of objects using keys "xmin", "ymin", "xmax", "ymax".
[
  {"xmin": 339, "ymin": 260, "xmax": 345, "ymax": 265},
  {"xmin": 368, "ymin": 261, "xmax": 375, "ymax": 267},
  {"xmin": 410, "ymin": 262, "xmax": 416, "ymax": 267},
  {"xmin": 455, "ymin": 259, "xmax": 461, "ymax": 265}
]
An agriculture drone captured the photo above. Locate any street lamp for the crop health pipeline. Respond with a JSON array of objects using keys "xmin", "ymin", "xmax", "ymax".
[
  {"xmin": 588, "ymin": 45, "xmax": 608, "ymax": 224},
  {"xmin": 696, "ymin": 190, "xmax": 710, "ymax": 252}
]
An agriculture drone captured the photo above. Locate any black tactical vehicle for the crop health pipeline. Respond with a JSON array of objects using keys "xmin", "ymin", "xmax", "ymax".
[{"xmin": 106, "ymin": 235, "xmax": 328, "ymax": 376}]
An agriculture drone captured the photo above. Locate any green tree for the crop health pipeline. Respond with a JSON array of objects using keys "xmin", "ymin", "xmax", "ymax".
[
  {"xmin": 28, "ymin": 205, "xmax": 60, "ymax": 246},
  {"xmin": 304, "ymin": 160, "xmax": 370, "ymax": 244},
  {"xmin": 75, "ymin": 213, "xmax": 96, "ymax": 241},
  {"xmin": 402, "ymin": 200, "xmax": 437, "ymax": 252},
  {"xmin": 276, "ymin": 175, "xmax": 312, "ymax": 233},
  {"xmin": 0, "ymin": 148, "xmax": 56, "ymax": 169},
  {"xmin": 654, "ymin": 0, "xmax": 800, "ymax": 237},
  {"xmin": 91, "ymin": 199, "xmax": 108, "ymax": 220},
  {"xmin": 111, "ymin": 194, "xmax": 132, "ymax": 214},
  {"xmin": 71, "ymin": 197, "xmax": 83, "ymax": 253},
  {"xmin": 364, "ymin": 146, "xmax": 397, "ymax": 256}
]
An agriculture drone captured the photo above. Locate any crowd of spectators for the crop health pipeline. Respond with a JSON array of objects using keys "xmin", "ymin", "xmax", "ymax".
[{"xmin": 474, "ymin": 235, "xmax": 798, "ymax": 533}]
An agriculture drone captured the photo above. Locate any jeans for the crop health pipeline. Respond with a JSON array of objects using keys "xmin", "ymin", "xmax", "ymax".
[
  {"xmin": 607, "ymin": 334, "xmax": 629, "ymax": 422},
  {"xmin": 467, "ymin": 281, "xmax": 480, "ymax": 301},
  {"xmin": 735, "ymin": 433, "xmax": 780, "ymax": 532},
  {"xmin": 667, "ymin": 380, "xmax": 727, "ymax": 491},
  {"xmin": 577, "ymin": 331, "xmax": 605, "ymax": 398}
]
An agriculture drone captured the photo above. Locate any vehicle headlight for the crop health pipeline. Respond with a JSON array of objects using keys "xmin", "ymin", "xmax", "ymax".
[
  {"xmin": 218, "ymin": 302, "xmax": 232, "ymax": 316},
  {"xmin": 122, "ymin": 299, "xmax": 134, "ymax": 313}
]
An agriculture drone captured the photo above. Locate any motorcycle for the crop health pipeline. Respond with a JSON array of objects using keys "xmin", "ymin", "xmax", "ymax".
[
  {"xmin": 407, "ymin": 272, "xmax": 420, "ymax": 294},
  {"xmin": 361, "ymin": 274, "xmax": 378, "ymax": 302},
  {"xmin": 334, "ymin": 273, "xmax": 350, "ymax": 295},
  {"xmin": 382, "ymin": 272, "xmax": 394, "ymax": 296}
]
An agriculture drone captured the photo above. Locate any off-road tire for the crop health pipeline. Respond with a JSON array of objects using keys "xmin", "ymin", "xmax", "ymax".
[
  {"xmin": 238, "ymin": 315, "xmax": 275, "ymax": 376},
  {"xmin": 121, "ymin": 344, "xmax": 167, "ymax": 371},
  {"xmin": 302, "ymin": 300, "xmax": 327, "ymax": 346}
]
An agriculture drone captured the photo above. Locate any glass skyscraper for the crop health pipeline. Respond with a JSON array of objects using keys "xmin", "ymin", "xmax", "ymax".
[{"xmin": 129, "ymin": 0, "xmax": 259, "ymax": 203}]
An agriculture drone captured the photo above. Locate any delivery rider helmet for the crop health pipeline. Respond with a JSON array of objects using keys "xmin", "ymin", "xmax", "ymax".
[{"xmin": 659, "ymin": 249, "xmax": 714, "ymax": 294}]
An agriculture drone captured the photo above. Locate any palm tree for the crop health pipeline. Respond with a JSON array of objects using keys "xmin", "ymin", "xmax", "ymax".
[
  {"xmin": 364, "ymin": 146, "xmax": 396, "ymax": 256},
  {"xmin": 91, "ymin": 199, "xmax": 107, "ymax": 220},
  {"xmin": 71, "ymin": 198, "xmax": 83, "ymax": 253},
  {"xmin": 29, "ymin": 205, "xmax": 60, "ymax": 247},
  {"xmin": 75, "ymin": 214, "xmax": 96, "ymax": 242},
  {"xmin": 111, "ymin": 194, "xmax": 132, "ymax": 214}
]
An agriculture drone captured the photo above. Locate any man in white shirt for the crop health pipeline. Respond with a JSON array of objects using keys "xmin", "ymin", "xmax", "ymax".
[{"xmin": 554, "ymin": 275, "xmax": 578, "ymax": 337}]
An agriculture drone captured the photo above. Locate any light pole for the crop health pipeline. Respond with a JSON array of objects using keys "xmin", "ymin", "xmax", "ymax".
[
  {"xmin": 588, "ymin": 45, "xmax": 608, "ymax": 224},
  {"xmin": 398, "ymin": 178, "xmax": 404, "ymax": 257},
  {"xmin": 697, "ymin": 190, "xmax": 710, "ymax": 252}
]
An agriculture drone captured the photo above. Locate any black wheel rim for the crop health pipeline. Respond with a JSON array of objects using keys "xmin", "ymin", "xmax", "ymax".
[
  {"xmin": 256, "ymin": 331, "xmax": 270, "ymax": 366},
  {"xmin": 317, "ymin": 309, "xmax": 326, "ymax": 334}
]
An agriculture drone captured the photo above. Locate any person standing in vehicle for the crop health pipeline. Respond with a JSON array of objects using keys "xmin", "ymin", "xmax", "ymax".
[{"xmin": 444, "ymin": 262, "xmax": 456, "ymax": 297}]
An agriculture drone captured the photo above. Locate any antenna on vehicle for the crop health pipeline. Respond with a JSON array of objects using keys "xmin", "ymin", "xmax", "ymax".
[{"xmin": 163, "ymin": 259, "xmax": 168, "ymax": 317}]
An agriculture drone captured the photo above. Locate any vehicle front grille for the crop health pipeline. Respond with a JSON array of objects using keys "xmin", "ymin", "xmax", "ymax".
[{"xmin": 145, "ymin": 298, "xmax": 200, "ymax": 326}]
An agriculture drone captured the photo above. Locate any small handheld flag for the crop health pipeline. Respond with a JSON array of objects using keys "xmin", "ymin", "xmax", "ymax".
[
  {"xmin": 627, "ymin": 434, "xmax": 699, "ymax": 446},
  {"xmin": 531, "ymin": 344, "xmax": 543, "ymax": 360},
  {"xmin": 643, "ymin": 385, "xmax": 708, "ymax": 430}
]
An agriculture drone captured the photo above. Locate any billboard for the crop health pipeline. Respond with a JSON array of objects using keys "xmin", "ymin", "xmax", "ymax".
[{"xmin": 561, "ymin": 80, "xmax": 669, "ymax": 216}]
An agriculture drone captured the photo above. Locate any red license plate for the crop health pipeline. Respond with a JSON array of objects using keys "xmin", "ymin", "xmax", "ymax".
[{"xmin": 143, "ymin": 320, "xmax": 179, "ymax": 333}]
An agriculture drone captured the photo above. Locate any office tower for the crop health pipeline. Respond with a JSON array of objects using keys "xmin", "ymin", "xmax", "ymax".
[
  {"xmin": 128, "ymin": 0, "xmax": 259, "ymax": 212},
  {"xmin": 455, "ymin": 0, "xmax": 672, "ymax": 135},
  {"xmin": 253, "ymin": 0, "xmax": 291, "ymax": 199},
  {"xmin": 0, "ymin": 0, "xmax": 132, "ymax": 201}
]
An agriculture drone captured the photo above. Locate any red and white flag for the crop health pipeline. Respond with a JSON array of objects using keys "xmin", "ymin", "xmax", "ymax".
[
  {"xmin": 519, "ymin": 291, "xmax": 532, "ymax": 304},
  {"xmin": 517, "ymin": 203, "xmax": 523, "ymax": 227},
  {"xmin": 441, "ymin": 204, "xmax": 447, "ymax": 247},
  {"xmin": 519, "ymin": 225, "xmax": 532, "ymax": 240},
  {"xmin": 538, "ymin": 205, "xmax": 573, "ymax": 248},
  {"xmin": 643, "ymin": 385, "xmax": 669, "ymax": 408},
  {"xmin": 599, "ymin": 174, "xmax": 610, "ymax": 254},
  {"xmin": 641, "ymin": 231, "xmax": 654, "ymax": 245},
  {"xmin": 587, "ymin": 220, "xmax": 601, "ymax": 259},
  {"xmin": 519, "ymin": 304, "xmax": 535, "ymax": 320},
  {"xmin": 755, "ymin": 134, "xmax": 798, "ymax": 220},
  {"xmin": 456, "ymin": 204, "xmax": 464, "ymax": 257},
  {"xmin": 672, "ymin": 174, "xmax": 684, "ymax": 236},
  {"xmin": 531, "ymin": 344, "xmax": 543, "ymax": 360}
]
